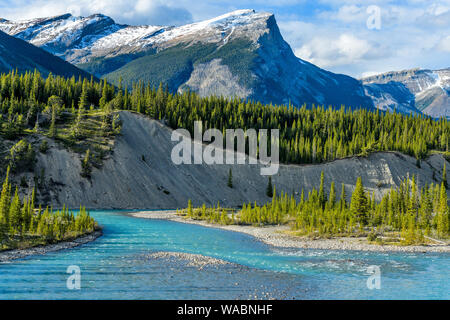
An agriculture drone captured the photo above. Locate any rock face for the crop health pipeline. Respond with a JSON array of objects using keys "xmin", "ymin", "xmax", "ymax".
[
  {"xmin": 179, "ymin": 58, "xmax": 252, "ymax": 98},
  {"xmin": 362, "ymin": 68, "xmax": 450, "ymax": 118},
  {"xmin": 0, "ymin": 10, "xmax": 374, "ymax": 110},
  {"xmin": 0, "ymin": 30, "xmax": 92, "ymax": 78},
  {"xmin": 30, "ymin": 111, "xmax": 449, "ymax": 209}
]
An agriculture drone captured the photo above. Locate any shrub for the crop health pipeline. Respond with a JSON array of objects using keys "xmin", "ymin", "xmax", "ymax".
[
  {"xmin": 6, "ymin": 139, "xmax": 35, "ymax": 172},
  {"xmin": 39, "ymin": 140, "xmax": 49, "ymax": 153}
]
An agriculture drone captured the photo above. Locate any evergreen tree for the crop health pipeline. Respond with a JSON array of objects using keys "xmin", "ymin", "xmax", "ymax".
[
  {"xmin": 318, "ymin": 171, "xmax": 327, "ymax": 208},
  {"xmin": 227, "ymin": 168, "xmax": 233, "ymax": 188},
  {"xmin": 187, "ymin": 199, "xmax": 193, "ymax": 218},
  {"xmin": 266, "ymin": 177, "xmax": 273, "ymax": 197},
  {"xmin": 443, "ymin": 162, "xmax": 448, "ymax": 189},
  {"xmin": 0, "ymin": 167, "xmax": 11, "ymax": 227},
  {"xmin": 48, "ymin": 104, "xmax": 57, "ymax": 138},
  {"xmin": 350, "ymin": 177, "xmax": 368, "ymax": 227},
  {"xmin": 437, "ymin": 182, "xmax": 449, "ymax": 237},
  {"xmin": 339, "ymin": 183, "xmax": 347, "ymax": 210},
  {"xmin": 9, "ymin": 188, "xmax": 22, "ymax": 233},
  {"xmin": 81, "ymin": 149, "xmax": 92, "ymax": 178}
]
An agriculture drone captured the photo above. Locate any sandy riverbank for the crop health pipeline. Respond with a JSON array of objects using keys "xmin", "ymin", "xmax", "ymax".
[
  {"xmin": 129, "ymin": 211, "xmax": 450, "ymax": 253},
  {"xmin": 0, "ymin": 230, "xmax": 103, "ymax": 263}
]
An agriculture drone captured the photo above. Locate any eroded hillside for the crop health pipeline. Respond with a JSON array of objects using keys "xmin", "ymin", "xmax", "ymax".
[{"xmin": 13, "ymin": 111, "xmax": 449, "ymax": 209}]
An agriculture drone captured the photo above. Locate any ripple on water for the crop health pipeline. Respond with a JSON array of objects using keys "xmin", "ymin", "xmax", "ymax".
[{"xmin": 0, "ymin": 210, "xmax": 449, "ymax": 300}]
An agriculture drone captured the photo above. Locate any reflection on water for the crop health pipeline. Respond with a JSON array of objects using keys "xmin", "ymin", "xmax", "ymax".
[{"xmin": 0, "ymin": 210, "xmax": 449, "ymax": 299}]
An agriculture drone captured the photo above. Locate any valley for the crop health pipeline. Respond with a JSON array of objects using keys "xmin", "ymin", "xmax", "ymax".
[{"xmin": 0, "ymin": 6, "xmax": 448, "ymax": 301}]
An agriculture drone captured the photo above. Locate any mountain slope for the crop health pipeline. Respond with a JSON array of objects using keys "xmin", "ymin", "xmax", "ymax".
[
  {"xmin": 0, "ymin": 30, "xmax": 93, "ymax": 78},
  {"xmin": 26, "ymin": 111, "xmax": 449, "ymax": 209},
  {"xmin": 0, "ymin": 10, "xmax": 374, "ymax": 110},
  {"xmin": 362, "ymin": 68, "xmax": 450, "ymax": 118}
]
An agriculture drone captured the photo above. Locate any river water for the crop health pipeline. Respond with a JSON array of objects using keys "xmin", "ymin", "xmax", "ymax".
[{"xmin": 0, "ymin": 210, "xmax": 448, "ymax": 299}]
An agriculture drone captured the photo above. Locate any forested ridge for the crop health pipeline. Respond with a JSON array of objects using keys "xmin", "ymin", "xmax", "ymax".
[
  {"xmin": 0, "ymin": 70, "xmax": 448, "ymax": 246},
  {"xmin": 0, "ymin": 70, "xmax": 448, "ymax": 167}
]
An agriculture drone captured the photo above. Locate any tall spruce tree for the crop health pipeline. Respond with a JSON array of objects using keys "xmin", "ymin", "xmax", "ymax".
[
  {"xmin": 227, "ymin": 168, "xmax": 233, "ymax": 188},
  {"xmin": 443, "ymin": 162, "xmax": 448, "ymax": 189},
  {"xmin": 318, "ymin": 171, "xmax": 327, "ymax": 208},
  {"xmin": 350, "ymin": 177, "xmax": 368, "ymax": 227},
  {"xmin": 266, "ymin": 177, "xmax": 273, "ymax": 197}
]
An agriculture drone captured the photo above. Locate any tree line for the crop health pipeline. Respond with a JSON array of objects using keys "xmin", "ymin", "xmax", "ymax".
[
  {"xmin": 184, "ymin": 172, "xmax": 449, "ymax": 244},
  {"xmin": 0, "ymin": 167, "xmax": 97, "ymax": 250},
  {"xmin": 0, "ymin": 70, "xmax": 448, "ymax": 165}
]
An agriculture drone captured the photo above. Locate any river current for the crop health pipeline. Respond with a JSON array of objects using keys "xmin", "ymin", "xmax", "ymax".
[{"xmin": 0, "ymin": 210, "xmax": 448, "ymax": 299}]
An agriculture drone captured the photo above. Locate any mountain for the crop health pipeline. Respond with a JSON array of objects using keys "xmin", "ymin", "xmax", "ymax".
[
  {"xmin": 0, "ymin": 10, "xmax": 374, "ymax": 110},
  {"xmin": 0, "ymin": 30, "xmax": 92, "ymax": 78},
  {"xmin": 362, "ymin": 68, "xmax": 450, "ymax": 119}
]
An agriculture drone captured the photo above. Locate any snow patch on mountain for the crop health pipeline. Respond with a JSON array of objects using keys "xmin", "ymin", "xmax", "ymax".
[
  {"xmin": 0, "ymin": 10, "xmax": 375, "ymax": 110},
  {"xmin": 0, "ymin": 9, "xmax": 272, "ymax": 64},
  {"xmin": 362, "ymin": 68, "xmax": 449, "ymax": 118}
]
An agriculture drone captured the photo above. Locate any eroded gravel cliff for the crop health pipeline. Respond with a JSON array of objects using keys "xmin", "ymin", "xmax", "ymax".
[{"xmin": 34, "ymin": 111, "xmax": 449, "ymax": 209}]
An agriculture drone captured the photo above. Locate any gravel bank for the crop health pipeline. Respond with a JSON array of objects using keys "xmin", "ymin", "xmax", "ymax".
[
  {"xmin": 146, "ymin": 251, "xmax": 233, "ymax": 269},
  {"xmin": 0, "ymin": 230, "xmax": 103, "ymax": 263},
  {"xmin": 129, "ymin": 211, "xmax": 450, "ymax": 253}
]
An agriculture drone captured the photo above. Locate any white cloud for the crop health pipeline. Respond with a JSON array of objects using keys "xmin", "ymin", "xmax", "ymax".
[
  {"xmin": 318, "ymin": 4, "xmax": 367, "ymax": 24},
  {"xmin": 0, "ymin": 0, "xmax": 193, "ymax": 26},
  {"xmin": 294, "ymin": 33, "xmax": 382, "ymax": 68},
  {"xmin": 0, "ymin": 0, "xmax": 448, "ymax": 78},
  {"xmin": 436, "ymin": 35, "xmax": 450, "ymax": 52},
  {"xmin": 279, "ymin": 1, "xmax": 449, "ymax": 77}
]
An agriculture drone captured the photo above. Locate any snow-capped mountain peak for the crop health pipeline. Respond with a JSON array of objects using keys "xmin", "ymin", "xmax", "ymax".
[
  {"xmin": 362, "ymin": 68, "xmax": 450, "ymax": 118},
  {"xmin": 0, "ymin": 10, "xmax": 374, "ymax": 111},
  {"xmin": 0, "ymin": 9, "xmax": 272, "ymax": 64}
]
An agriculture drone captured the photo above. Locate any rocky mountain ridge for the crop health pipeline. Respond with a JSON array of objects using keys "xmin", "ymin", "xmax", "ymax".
[{"xmin": 0, "ymin": 10, "xmax": 374, "ymax": 110}]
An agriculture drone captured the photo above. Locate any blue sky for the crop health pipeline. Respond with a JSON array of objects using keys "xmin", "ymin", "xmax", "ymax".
[{"xmin": 0, "ymin": 0, "xmax": 448, "ymax": 78}]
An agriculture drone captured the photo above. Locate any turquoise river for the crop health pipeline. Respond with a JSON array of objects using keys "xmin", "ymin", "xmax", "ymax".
[{"xmin": 0, "ymin": 210, "xmax": 449, "ymax": 299}]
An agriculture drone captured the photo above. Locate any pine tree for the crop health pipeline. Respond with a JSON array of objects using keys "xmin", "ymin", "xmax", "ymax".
[
  {"xmin": 350, "ymin": 177, "xmax": 368, "ymax": 227},
  {"xmin": 318, "ymin": 171, "xmax": 327, "ymax": 208},
  {"xmin": 443, "ymin": 162, "xmax": 448, "ymax": 189},
  {"xmin": 48, "ymin": 104, "xmax": 57, "ymax": 138},
  {"xmin": 227, "ymin": 168, "xmax": 233, "ymax": 188},
  {"xmin": 81, "ymin": 149, "xmax": 92, "ymax": 178},
  {"xmin": 328, "ymin": 181, "xmax": 336, "ymax": 208},
  {"xmin": 437, "ymin": 182, "xmax": 449, "ymax": 237},
  {"xmin": 0, "ymin": 167, "xmax": 11, "ymax": 227},
  {"xmin": 9, "ymin": 188, "xmax": 22, "ymax": 233},
  {"xmin": 266, "ymin": 177, "xmax": 273, "ymax": 197},
  {"xmin": 339, "ymin": 183, "xmax": 347, "ymax": 210},
  {"xmin": 187, "ymin": 199, "xmax": 193, "ymax": 218}
]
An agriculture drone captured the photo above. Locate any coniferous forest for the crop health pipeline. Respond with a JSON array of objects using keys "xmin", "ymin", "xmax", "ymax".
[
  {"xmin": 0, "ymin": 167, "xmax": 97, "ymax": 250},
  {"xmin": 0, "ymin": 70, "xmax": 448, "ymax": 166},
  {"xmin": 183, "ymin": 174, "xmax": 449, "ymax": 244},
  {"xmin": 0, "ymin": 70, "xmax": 449, "ymax": 247}
]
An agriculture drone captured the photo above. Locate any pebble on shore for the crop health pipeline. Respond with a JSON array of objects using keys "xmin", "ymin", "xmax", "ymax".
[
  {"xmin": 146, "ymin": 251, "xmax": 232, "ymax": 269},
  {"xmin": 129, "ymin": 211, "xmax": 450, "ymax": 253}
]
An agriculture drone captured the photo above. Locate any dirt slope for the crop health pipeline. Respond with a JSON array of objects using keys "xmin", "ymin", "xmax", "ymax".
[{"xmin": 35, "ymin": 111, "xmax": 449, "ymax": 209}]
